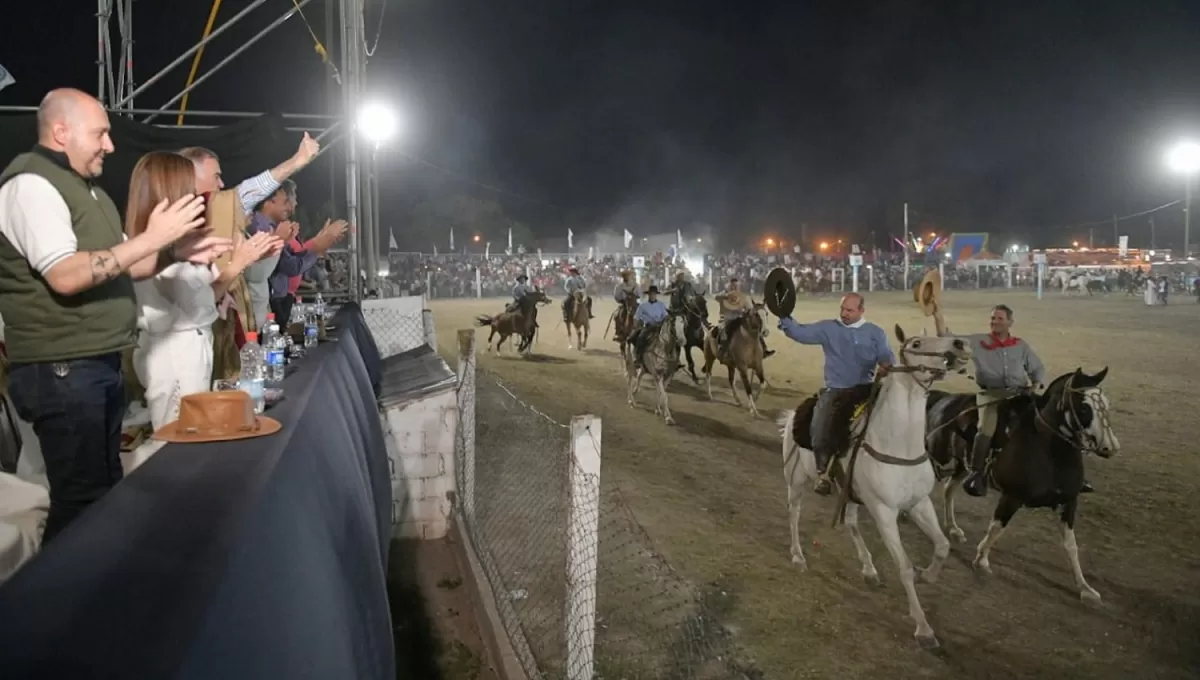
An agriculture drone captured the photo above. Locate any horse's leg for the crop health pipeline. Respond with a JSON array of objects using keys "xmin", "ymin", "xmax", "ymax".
[
  {"xmin": 783, "ymin": 446, "xmax": 810, "ymax": 569},
  {"xmin": 656, "ymin": 376, "xmax": 674, "ymax": 425},
  {"xmin": 972, "ymin": 493, "xmax": 1022, "ymax": 574},
  {"xmin": 941, "ymin": 477, "xmax": 967, "ymax": 543},
  {"xmin": 738, "ymin": 365, "xmax": 758, "ymax": 416},
  {"xmin": 686, "ymin": 345, "xmax": 699, "ymax": 383},
  {"xmin": 629, "ymin": 368, "xmax": 646, "ymax": 404},
  {"xmin": 1060, "ymin": 498, "xmax": 1102, "ymax": 604},
  {"xmin": 702, "ymin": 351, "xmax": 716, "ymax": 400},
  {"xmin": 727, "ymin": 364, "xmax": 742, "ymax": 406},
  {"xmin": 844, "ymin": 503, "xmax": 880, "ymax": 585},
  {"xmin": 754, "ymin": 364, "xmax": 768, "ymax": 399},
  {"xmin": 906, "ymin": 496, "xmax": 952, "ymax": 584},
  {"xmin": 866, "ymin": 501, "xmax": 938, "ymax": 649}
]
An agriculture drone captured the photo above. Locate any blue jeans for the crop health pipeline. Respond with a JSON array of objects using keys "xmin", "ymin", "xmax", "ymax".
[
  {"xmin": 810, "ymin": 388, "xmax": 840, "ymax": 470},
  {"xmin": 7, "ymin": 353, "xmax": 126, "ymax": 544}
]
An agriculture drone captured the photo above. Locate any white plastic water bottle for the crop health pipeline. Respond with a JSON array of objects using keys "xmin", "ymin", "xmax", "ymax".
[
  {"xmin": 314, "ymin": 292, "xmax": 326, "ymax": 321},
  {"xmin": 264, "ymin": 313, "xmax": 286, "ymax": 383},
  {"xmin": 239, "ymin": 331, "xmax": 266, "ymax": 413}
]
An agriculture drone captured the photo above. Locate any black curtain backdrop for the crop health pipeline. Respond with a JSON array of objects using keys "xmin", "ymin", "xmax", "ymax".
[{"xmin": 0, "ymin": 114, "xmax": 300, "ymax": 215}]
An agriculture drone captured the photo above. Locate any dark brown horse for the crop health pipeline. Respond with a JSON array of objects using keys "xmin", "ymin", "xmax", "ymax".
[
  {"xmin": 475, "ymin": 290, "xmax": 549, "ymax": 353},
  {"xmin": 925, "ymin": 368, "xmax": 1119, "ymax": 603}
]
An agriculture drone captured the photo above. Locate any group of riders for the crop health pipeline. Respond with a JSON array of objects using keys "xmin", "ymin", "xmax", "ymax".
[
  {"xmin": 776, "ymin": 291, "xmax": 1095, "ymax": 497},
  {"xmin": 506, "ymin": 267, "xmax": 775, "ymax": 365},
  {"xmin": 501, "ymin": 268, "xmax": 1092, "ymax": 498}
]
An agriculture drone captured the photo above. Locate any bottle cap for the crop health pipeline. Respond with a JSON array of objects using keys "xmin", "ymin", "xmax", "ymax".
[{"xmin": 246, "ymin": 331, "xmax": 258, "ymax": 342}]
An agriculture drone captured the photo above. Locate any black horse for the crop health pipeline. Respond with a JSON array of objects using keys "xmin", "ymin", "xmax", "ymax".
[
  {"xmin": 672, "ymin": 291, "xmax": 710, "ymax": 382},
  {"xmin": 926, "ymin": 368, "xmax": 1119, "ymax": 603}
]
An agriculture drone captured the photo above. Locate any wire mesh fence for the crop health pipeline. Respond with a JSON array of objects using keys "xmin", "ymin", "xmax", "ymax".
[
  {"xmin": 361, "ymin": 299, "xmax": 428, "ymax": 358},
  {"xmin": 453, "ymin": 335, "xmax": 749, "ymax": 679}
]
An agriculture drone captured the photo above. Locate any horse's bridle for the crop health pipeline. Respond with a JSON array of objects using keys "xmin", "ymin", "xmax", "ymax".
[
  {"xmin": 894, "ymin": 343, "xmax": 961, "ymax": 391},
  {"xmin": 1037, "ymin": 378, "xmax": 1113, "ymax": 456}
]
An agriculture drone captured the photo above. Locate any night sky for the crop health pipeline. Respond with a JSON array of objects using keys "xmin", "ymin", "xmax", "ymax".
[{"xmin": 5, "ymin": 0, "xmax": 1200, "ymax": 250}]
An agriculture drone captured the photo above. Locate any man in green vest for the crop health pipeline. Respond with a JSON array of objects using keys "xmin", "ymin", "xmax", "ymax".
[{"xmin": 0, "ymin": 88, "xmax": 232, "ymax": 543}]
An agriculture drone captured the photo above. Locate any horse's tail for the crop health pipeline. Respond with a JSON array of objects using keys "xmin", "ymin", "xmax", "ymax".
[
  {"xmin": 777, "ymin": 410, "xmax": 797, "ymax": 461},
  {"xmin": 475, "ymin": 315, "xmax": 493, "ymax": 327}
]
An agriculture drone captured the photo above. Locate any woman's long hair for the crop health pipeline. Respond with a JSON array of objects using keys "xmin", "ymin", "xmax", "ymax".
[{"xmin": 125, "ymin": 151, "xmax": 197, "ymax": 238}]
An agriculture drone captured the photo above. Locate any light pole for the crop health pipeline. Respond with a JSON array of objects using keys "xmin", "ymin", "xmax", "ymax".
[
  {"xmin": 356, "ymin": 100, "xmax": 401, "ymax": 292},
  {"xmin": 1166, "ymin": 140, "xmax": 1200, "ymax": 257}
]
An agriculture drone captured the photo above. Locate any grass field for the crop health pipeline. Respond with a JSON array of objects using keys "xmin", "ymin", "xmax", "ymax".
[{"xmin": 429, "ymin": 289, "xmax": 1200, "ymax": 680}]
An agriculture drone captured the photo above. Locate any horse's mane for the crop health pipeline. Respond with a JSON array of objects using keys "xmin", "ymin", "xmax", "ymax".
[{"xmin": 1036, "ymin": 370, "xmax": 1078, "ymax": 410}]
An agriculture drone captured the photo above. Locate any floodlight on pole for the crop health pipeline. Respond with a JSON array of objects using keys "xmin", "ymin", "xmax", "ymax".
[
  {"xmin": 1166, "ymin": 140, "xmax": 1200, "ymax": 257},
  {"xmin": 357, "ymin": 101, "xmax": 399, "ymax": 144}
]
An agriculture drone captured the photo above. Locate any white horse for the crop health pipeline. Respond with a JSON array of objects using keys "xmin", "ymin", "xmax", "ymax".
[
  {"xmin": 626, "ymin": 313, "xmax": 687, "ymax": 425},
  {"xmin": 778, "ymin": 326, "xmax": 972, "ymax": 649}
]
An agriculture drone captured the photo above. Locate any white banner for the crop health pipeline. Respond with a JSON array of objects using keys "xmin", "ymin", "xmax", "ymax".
[
  {"xmin": 623, "ymin": 229, "xmax": 633, "ymax": 248},
  {"xmin": 567, "ymin": 228, "xmax": 574, "ymax": 249},
  {"xmin": 1118, "ymin": 235, "xmax": 1129, "ymax": 257}
]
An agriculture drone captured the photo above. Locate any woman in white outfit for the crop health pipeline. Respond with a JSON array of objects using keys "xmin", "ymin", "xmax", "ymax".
[{"xmin": 125, "ymin": 152, "xmax": 280, "ymax": 430}]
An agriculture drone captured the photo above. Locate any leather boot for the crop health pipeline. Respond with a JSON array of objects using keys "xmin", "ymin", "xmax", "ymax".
[
  {"xmin": 586, "ymin": 297, "xmax": 594, "ymax": 318},
  {"xmin": 812, "ymin": 448, "xmax": 833, "ymax": 496},
  {"xmin": 963, "ymin": 433, "xmax": 992, "ymax": 497},
  {"xmin": 761, "ymin": 337, "xmax": 776, "ymax": 358},
  {"xmin": 1081, "ymin": 480, "xmax": 1095, "ymax": 493}
]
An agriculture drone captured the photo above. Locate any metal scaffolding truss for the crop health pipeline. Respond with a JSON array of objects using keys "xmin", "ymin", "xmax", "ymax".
[{"xmin": 2, "ymin": 0, "xmax": 382, "ymax": 300}]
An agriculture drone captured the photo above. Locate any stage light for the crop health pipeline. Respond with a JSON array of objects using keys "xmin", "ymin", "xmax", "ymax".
[
  {"xmin": 357, "ymin": 101, "xmax": 400, "ymax": 144},
  {"xmin": 1166, "ymin": 140, "xmax": 1200, "ymax": 175}
]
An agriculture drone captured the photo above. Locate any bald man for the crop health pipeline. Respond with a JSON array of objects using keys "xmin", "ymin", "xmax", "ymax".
[
  {"xmin": 776, "ymin": 293, "xmax": 895, "ymax": 495},
  {"xmin": 0, "ymin": 88, "xmax": 230, "ymax": 542}
]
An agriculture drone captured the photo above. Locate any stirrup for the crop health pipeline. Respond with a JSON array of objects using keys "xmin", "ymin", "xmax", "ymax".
[{"xmin": 812, "ymin": 472, "xmax": 834, "ymax": 496}]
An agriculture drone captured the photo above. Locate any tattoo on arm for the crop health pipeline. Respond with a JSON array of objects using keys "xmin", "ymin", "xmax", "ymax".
[{"xmin": 89, "ymin": 250, "xmax": 121, "ymax": 285}]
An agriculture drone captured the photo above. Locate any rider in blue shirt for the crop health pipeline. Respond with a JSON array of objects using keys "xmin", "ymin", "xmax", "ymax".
[
  {"xmin": 628, "ymin": 285, "xmax": 669, "ymax": 361},
  {"xmin": 777, "ymin": 293, "xmax": 894, "ymax": 495}
]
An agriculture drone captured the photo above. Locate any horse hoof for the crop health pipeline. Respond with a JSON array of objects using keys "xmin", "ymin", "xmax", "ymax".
[
  {"xmin": 1081, "ymin": 589, "xmax": 1102, "ymax": 606},
  {"xmin": 917, "ymin": 567, "xmax": 939, "ymax": 585},
  {"xmin": 949, "ymin": 528, "xmax": 967, "ymax": 543},
  {"xmin": 863, "ymin": 572, "xmax": 882, "ymax": 588},
  {"xmin": 665, "ymin": 417, "xmax": 675, "ymax": 426},
  {"xmin": 790, "ymin": 553, "xmax": 808, "ymax": 570},
  {"xmin": 915, "ymin": 634, "xmax": 940, "ymax": 651},
  {"xmin": 972, "ymin": 560, "xmax": 992, "ymax": 576}
]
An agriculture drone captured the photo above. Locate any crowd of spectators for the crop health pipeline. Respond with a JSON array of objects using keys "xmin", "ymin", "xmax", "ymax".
[{"xmin": 371, "ymin": 249, "xmax": 1031, "ymax": 299}]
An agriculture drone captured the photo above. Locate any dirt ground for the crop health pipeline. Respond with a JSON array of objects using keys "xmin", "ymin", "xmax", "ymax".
[
  {"xmin": 429, "ymin": 289, "xmax": 1200, "ymax": 680},
  {"xmin": 389, "ymin": 538, "xmax": 500, "ymax": 680}
]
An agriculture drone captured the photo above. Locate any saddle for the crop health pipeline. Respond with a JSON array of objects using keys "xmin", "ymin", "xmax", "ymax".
[{"xmin": 789, "ymin": 383, "xmax": 876, "ymax": 458}]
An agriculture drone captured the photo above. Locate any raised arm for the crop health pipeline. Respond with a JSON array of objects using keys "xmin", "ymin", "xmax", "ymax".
[
  {"xmin": 931, "ymin": 300, "xmax": 950, "ymax": 337},
  {"xmin": 777, "ymin": 317, "xmax": 828, "ymax": 345},
  {"xmin": 234, "ymin": 133, "xmax": 320, "ymax": 213},
  {"xmin": 4, "ymin": 177, "xmax": 208, "ymax": 295}
]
